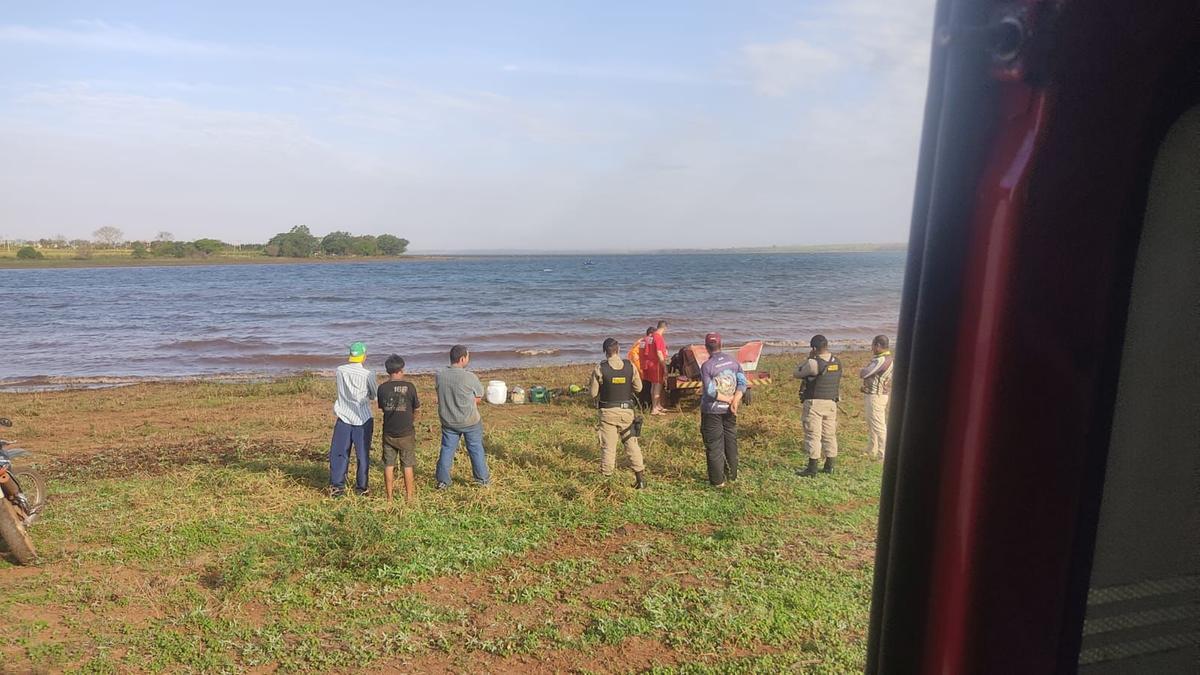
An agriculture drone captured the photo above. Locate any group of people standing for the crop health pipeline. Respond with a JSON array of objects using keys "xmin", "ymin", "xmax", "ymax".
[
  {"xmin": 326, "ymin": 342, "xmax": 491, "ymax": 500},
  {"xmin": 323, "ymin": 329, "xmax": 894, "ymax": 501}
]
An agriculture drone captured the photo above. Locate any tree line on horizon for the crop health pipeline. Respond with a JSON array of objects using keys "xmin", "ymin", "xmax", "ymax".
[{"xmin": 7, "ymin": 225, "xmax": 408, "ymax": 260}]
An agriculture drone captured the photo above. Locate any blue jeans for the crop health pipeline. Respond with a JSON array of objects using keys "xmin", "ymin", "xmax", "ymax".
[
  {"xmin": 435, "ymin": 422, "xmax": 489, "ymax": 486},
  {"xmin": 329, "ymin": 417, "xmax": 373, "ymax": 493}
]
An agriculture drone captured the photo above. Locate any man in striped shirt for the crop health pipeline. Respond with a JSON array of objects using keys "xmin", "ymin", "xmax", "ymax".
[
  {"xmin": 329, "ymin": 341, "xmax": 378, "ymax": 497},
  {"xmin": 859, "ymin": 335, "xmax": 894, "ymax": 460}
]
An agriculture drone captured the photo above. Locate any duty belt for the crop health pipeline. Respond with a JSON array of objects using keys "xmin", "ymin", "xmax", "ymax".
[{"xmin": 599, "ymin": 401, "xmax": 634, "ymax": 409}]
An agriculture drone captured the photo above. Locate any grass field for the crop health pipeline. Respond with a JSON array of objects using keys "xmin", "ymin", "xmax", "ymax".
[{"xmin": 0, "ymin": 353, "xmax": 882, "ymax": 673}]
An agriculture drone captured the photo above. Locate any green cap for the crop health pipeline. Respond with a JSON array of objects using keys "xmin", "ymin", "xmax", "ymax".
[{"xmin": 348, "ymin": 341, "xmax": 367, "ymax": 358}]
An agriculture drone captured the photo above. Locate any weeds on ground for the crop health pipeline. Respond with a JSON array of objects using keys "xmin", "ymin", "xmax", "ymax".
[{"xmin": 0, "ymin": 353, "xmax": 882, "ymax": 672}]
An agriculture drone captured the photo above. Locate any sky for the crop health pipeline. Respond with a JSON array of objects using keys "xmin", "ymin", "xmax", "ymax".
[{"xmin": 0, "ymin": 1, "xmax": 935, "ymax": 251}]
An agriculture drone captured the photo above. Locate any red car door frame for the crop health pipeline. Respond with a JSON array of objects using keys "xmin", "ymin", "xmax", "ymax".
[{"xmin": 867, "ymin": 1, "xmax": 1200, "ymax": 672}]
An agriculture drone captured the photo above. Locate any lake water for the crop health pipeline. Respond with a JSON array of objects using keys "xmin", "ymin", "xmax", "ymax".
[{"xmin": 0, "ymin": 252, "xmax": 905, "ymax": 387}]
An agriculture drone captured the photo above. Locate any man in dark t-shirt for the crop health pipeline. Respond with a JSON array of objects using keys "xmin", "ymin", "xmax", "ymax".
[{"xmin": 378, "ymin": 354, "xmax": 421, "ymax": 502}]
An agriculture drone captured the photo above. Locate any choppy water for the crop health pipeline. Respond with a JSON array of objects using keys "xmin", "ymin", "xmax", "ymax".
[{"xmin": 0, "ymin": 252, "xmax": 904, "ymax": 386}]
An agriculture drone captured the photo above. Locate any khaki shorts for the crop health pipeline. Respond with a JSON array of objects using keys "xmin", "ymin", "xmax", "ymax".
[{"xmin": 382, "ymin": 433, "xmax": 416, "ymax": 468}]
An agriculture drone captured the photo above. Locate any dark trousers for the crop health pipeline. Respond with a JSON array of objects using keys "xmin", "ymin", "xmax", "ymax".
[
  {"xmin": 700, "ymin": 412, "xmax": 738, "ymax": 485},
  {"xmin": 330, "ymin": 417, "xmax": 373, "ymax": 493},
  {"xmin": 637, "ymin": 382, "xmax": 654, "ymax": 409}
]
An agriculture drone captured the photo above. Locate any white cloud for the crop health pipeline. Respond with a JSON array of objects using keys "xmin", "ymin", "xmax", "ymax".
[
  {"xmin": 11, "ymin": 84, "xmax": 317, "ymax": 151},
  {"xmin": 0, "ymin": 20, "xmax": 242, "ymax": 57},
  {"xmin": 742, "ymin": 0, "xmax": 933, "ymax": 98},
  {"xmin": 322, "ymin": 80, "xmax": 627, "ymax": 149},
  {"xmin": 742, "ymin": 40, "xmax": 840, "ymax": 96},
  {"xmin": 497, "ymin": 61, "xmax": 733, "ymax": 87}
]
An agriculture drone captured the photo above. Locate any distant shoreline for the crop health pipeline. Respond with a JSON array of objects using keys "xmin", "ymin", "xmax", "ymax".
[
  {"xmin": 0, "ymin": 243, "xmax": 906, "ymax": 269},
  {"xmin": 0, "ymin": 254, "xmax": 451, "ymax": 270}
]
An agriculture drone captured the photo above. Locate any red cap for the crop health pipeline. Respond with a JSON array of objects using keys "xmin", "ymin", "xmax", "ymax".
[{"xmin": 705, "ymin": 332, "xmax": 721, "ymax": 348}]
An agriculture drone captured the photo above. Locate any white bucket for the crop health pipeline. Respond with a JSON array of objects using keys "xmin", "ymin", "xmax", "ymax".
[{"xmin": 486, "ymin": 380, "xmax": 507, "ymax": 405}]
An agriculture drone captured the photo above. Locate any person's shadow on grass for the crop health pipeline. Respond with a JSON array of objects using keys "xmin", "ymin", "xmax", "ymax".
[{"xmin": 236, "ymin": 458, "xmax": 329, "ymax": 490}]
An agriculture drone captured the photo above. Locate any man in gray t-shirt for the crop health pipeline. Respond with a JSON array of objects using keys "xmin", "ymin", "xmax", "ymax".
[{"xmin": 434, "ymin": 344, "xmax": 490, "ymax": 488}]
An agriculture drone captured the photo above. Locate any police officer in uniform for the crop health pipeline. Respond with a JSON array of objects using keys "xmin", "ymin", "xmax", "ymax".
[
  {"xmin": 795, "ymin": 334, "xmax": 842, "ymax": 477},
  {"xmin": 589, "ymin": 338, "xmax": 647, "ymax": 489}
]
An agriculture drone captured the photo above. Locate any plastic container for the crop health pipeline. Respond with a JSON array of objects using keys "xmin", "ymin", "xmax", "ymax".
[
  {"xmin": 510, "ymin": 387, "xmax": 526, "ymax": 404},
  {"xmin": 529, "ymin": 385, "xmax": 550, "ymax": 404},
  {"xmin": 486, "ymin": 380, "xmax": 508, "ymax": 405}
]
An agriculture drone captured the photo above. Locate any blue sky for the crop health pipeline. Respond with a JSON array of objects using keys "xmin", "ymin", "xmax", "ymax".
[{"xmin": 0, "ymin": 1, "xmax": 934, "ymax": 251}]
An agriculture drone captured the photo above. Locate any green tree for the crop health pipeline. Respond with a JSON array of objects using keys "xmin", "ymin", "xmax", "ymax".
[
  {"xmin": 267, "ymin": 226, "xmax": 319, "ymax": 258},
  {"xmin": 192, "ymin": 238, "xmax": 227, "ymax": 256},
  {"xmin": 130, "ymin": 242, "xmax": 150, "ymax": 259},
  {"xmin": 375, "ymin": 234, "xmax": 409, "ymax": 256},
  {"xmin": 148, "ymin": 241, "xmax": 199, "ymax": 258},
  {"xmin": 16, "ymin": 246, "xmax": 43, "ymax": 260},
  {"xmin": 348, "ymin": 235, "xmax": 378, "ymax": 256},
  {"xmin": 320, "ymin": 231, "xmax": 354, "ymax": 256}
]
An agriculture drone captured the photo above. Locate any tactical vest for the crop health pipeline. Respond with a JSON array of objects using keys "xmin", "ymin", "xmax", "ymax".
[
  {"xmin": 861, "ymin": 353, "xmax": 894, "ymax": 395},
  {"xmin": 801, "ymin": 355, "xmax": 842, "ymax": 401},
  {"xmin": 599, "ymin": 359, "xmax": 635, "ymax": 408}
]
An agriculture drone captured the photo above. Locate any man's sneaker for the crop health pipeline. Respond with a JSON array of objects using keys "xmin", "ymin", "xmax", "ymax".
[
  {"xmin": 356, "ymin": 489, "xmax": 369, "ymax": 497},
  {"xmin": 436, "ymin": 482, "xmax": 449, "ymax": 490},
  {"xmin": 328, "ymin": 487, "xmax": 346, "ymax": 498}
]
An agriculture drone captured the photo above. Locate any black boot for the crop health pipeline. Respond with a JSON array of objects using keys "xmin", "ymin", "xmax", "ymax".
[
  {"xmin": 633, "ymin": 471, "xmax": 646, "ymax": 490},
  {"xmin": 796, "ymin": 459, "xmax": 819, "ymax": 477},
  {"xmin": 822, "ymin": 458, "xmax": 835, "ymax": 474}
]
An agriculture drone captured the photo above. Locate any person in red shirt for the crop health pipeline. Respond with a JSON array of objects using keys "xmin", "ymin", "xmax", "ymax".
[
  {"xmin": 629, "ymin": 326, "xmax": 655, "ymax": 409},
  {"xmin": 640, "ymin": 320, "xmax": 670, "ymax": 414}
]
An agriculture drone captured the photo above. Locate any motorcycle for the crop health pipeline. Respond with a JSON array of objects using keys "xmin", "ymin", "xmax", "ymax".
[{"xmin": 0, "ymin": 418, "xmax": 46, "ymax": 564}]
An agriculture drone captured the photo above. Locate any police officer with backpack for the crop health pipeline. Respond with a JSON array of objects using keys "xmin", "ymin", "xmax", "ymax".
[
  {"xmin": 589, "ymin": 338, "xmax": 647, "ymax": 488},
  {"xmin": 795, "ymin": 334, "xmax": 842, "ymax": 477}
]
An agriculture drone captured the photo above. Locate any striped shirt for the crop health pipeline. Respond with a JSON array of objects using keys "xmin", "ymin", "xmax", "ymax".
[
  {"xmin": 333, "ymin": 362, "xmax": 378, "ymax": 426},
  {"xmin": 860, "ymin": 352, "xmax": 894, "ymax": 395}
]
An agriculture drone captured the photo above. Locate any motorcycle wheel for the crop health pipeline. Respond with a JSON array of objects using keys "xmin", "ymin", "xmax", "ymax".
[
  {"xmin": 12, "ymin": 470, "xmax": 47, "ymax": 517},
  {"xmin": 0, "ymin": 499, "xmax": 36, "ymax": 564}
]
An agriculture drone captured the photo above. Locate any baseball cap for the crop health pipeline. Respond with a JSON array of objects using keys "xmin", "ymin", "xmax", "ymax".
[
  {"xmin": 705, "ymin": 332, "xmax": 721, "ymax": 349},
  {"xmin": 348, "ymin": 341, "xmax": 367, "ymax": 362}
]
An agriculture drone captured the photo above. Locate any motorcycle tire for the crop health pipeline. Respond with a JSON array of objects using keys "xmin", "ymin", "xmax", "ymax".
[
  {"xmin": 12, "ymin": 470, "xmax": 47, "ymax": 519},
  {"xmin": 0, "ymin": 499, "xmax": 36, "ymax": 565}
]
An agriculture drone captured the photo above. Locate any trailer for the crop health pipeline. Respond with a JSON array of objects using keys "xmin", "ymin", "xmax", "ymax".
[{"xmin": 664, "ymin": 340, "xmax": 772, "ymax": 408}]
